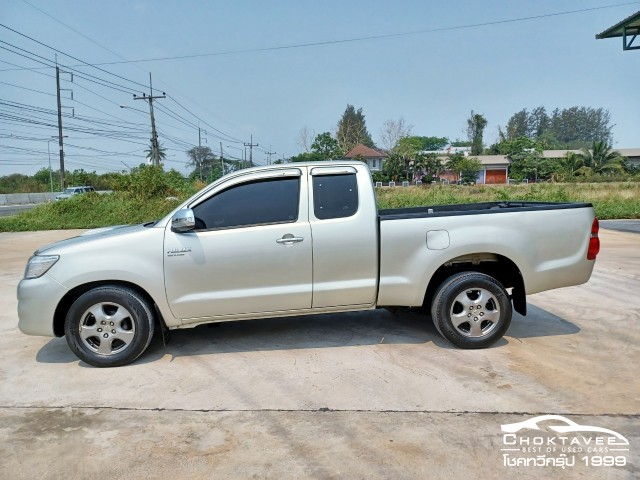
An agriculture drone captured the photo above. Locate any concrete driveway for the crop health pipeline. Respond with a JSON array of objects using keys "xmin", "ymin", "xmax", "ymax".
[{"xmin": 0, "ymin": 229, "xmax": 638, "ymax": 479}]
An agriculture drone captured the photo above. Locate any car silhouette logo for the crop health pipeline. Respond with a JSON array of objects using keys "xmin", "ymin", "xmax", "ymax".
[{"xmin": 501, "ymin": 415, "xmax": 629, "ymax": 446}]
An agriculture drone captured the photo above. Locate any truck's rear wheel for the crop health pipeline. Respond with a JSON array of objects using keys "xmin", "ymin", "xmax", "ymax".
[
  {"xmin": 64, "ymin": 286, "xmax": 155, "ymax": 367},
  {"xmin": 431, "ymin": 272, "xmax": 512, "ymax": 349}
]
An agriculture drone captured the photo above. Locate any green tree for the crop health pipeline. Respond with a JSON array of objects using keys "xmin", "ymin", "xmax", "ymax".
[
  {"xmin": 310, "ymin": 132, "xmax": 342, "ymax": 160},
  {"xmin": 459, "ymin": 158, "xmax": 483, "ymax": 184},
  {"xmin": 66, "ymin": 169, "xmax": 99, "ymax": 187},
  {"xmin": 550, "ymin": 152, "xmax": 584, "ymax": 181},
  {"xmin": 504, "ymin": 107, "xmax": 551, "ymax": 141},
  {"xmin": 113, "ymin": 164, "xmax": 189, "ymax": 199},
  {"xmin": 489, "ymin": 136, "xmax": 542, "ymax": 156},
  {"xmin": 503, "ymin": 106, "xmax": 613, "ymax": 149},
  {"xmin": 97, "ymin": 172, "xmax": 126, "ymax": 190},
  {"xmin": 446, "ymin": 154, "xmax": 482, "ymax": 183},
  {"xmin": 186, "ymin": 146, "xmax": 218, "ymax": 180},
  {"xmin": 0, "ymin": 173, "xmax": 41, "ymax": 193},
  {"xmin": 394, "ymin": 136, "xmax": 424, "ymax": 179},
  {"xmin": 396, "ymin": 135, "xmax": 450, "ymax": 153},
  {"xmin": 447, "ymin": 153, "xmax": 465, "ymax": 180},
  {"xmin": 33, "ymin": 167, "xmax": 59, "ymax": 191},
  {"xmin": 191, "ymin": 163, "xmax": 224, "ymax": 183},
  {"xmin": 290, "ymin": 151, "xmax": 324, "ymax": 162},
  {"xmin": 466, "ymin": 111, "xmax": 488, "ymax": 156},
  {"xmin": 382, "ymin": 154, "xmax": 406, "ymax": 182},
  {"xmin": 336, "ymin": 104, "xmax": 374, "ymax": 153},
  {"xmin": 395, "ymin": 136, "xmax": 423, "ymax": 158},
  {"xmin": 414, "ymin": 153, "xmax": 444, "ymax": 181},
  {"xmin": 509, "ymin": 151, "xmax": 558, "ymax": 182},
  {"xmin": 551, "ymin": 108, "xmax": 613, "ymax": 148},
  {"xmin": 418, "ymin": 136, "xmax": 449, "ymax": 151},
  {"xmin": 578, "ymin": 141, "xmax": 624, "ymax": 175}
]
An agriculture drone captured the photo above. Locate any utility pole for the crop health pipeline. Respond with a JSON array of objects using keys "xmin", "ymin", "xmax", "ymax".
[
  {"xmin": 55, "ymin": 66, "xmax": 66, "ymax": 189},
  {"xmin": 244, "ymin": 135, "xmax": 258, "ymax": 168},
  {"xmin": 47, "ymin": 140, "xmax": 54, "ymax": 192},
  {"xmin": 198, "ymin": 127, "xmax": 203, "ymax": 179},
  {"xmin": 134, "ymin": 73, "xmax": 165, "ymax": 166},
  {"xmin": 264, "ymin": 145, "xmax": 276, "ymax": 165},
  {"xmin": 219, "ymin": 142, "xmax": 225, "ymax": 174},
  {"xmin": 198, "ymin": 127, "xmax": 207, "ymax": 147}
]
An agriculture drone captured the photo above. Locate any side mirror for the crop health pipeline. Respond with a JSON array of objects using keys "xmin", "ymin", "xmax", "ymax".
[{"xmin": 171, "ymin": 208, "xmax": 195, "ymax": 233}]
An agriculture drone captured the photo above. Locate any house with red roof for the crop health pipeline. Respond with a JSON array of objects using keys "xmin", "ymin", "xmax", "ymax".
[{"xmin": 342, "ymin": 144, "xmax": 389, "ymax": 171}]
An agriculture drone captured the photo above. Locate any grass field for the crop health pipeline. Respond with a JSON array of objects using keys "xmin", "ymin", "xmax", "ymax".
[
  {"xmin": 376, "ymin": 182, "xmax": 640, "ymax": 220},
  {"xmin": 1, "ymin": 182, "xmax": 638, "ymax": 232}
]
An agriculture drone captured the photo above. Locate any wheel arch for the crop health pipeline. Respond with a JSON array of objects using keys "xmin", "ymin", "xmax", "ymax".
[
  {"xmin": 53, "ymin": 280, "xmax": 163, "ymax": 337},
  {"xmin": 423, "ymin": 252, "xmax": 526, "ymax": 316}
]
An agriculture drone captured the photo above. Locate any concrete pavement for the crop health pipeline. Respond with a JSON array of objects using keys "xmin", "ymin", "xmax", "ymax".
[{"xmin": 0, "ymin": 229, "xmax": 638, "ymax": 479}]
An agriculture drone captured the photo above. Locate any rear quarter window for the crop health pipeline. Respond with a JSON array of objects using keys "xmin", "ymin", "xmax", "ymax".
[{"xmin": 312, "ymin": 174, "xmax": 358, "ymax": 220}]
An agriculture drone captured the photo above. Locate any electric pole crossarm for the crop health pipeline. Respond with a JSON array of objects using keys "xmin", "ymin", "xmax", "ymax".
[
  {"xmin": 244, "ymin": 134, "xmax": 258, "ymax": 168},
  {"xmin": 264, "ymin": 146, "xmax": 276, "ymax": 165}
]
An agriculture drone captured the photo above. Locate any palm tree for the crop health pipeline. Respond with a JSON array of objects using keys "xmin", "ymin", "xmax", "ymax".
[
  {"xmin": 552, "ymin": 151, "xmax": 584, "ymax": 181},
  {"xmin": 579, "ymin": 141, "xmax": 624, "ymax": 175},
  {"xmin": 144, "ymin": 141, "xmax": 167, "ymax": 165}
]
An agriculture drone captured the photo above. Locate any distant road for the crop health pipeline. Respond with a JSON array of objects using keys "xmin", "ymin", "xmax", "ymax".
[
  {"xmin": 0, "ymin": 204, "xmax": 37, "ymax": 217},
  {"xmin": 600, "ymin": 220, "xmax": 640, "ymax": 234}
]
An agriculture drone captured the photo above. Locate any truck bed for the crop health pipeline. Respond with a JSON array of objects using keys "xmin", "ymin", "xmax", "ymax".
[{"xmin": 379, "ymin": 201, "xmax": 594, "ymax": 220}]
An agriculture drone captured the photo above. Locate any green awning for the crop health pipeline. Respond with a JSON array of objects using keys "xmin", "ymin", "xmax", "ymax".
[{"xmin": 596, "ymin": 10, "xmax": 640, "ymax": 50}]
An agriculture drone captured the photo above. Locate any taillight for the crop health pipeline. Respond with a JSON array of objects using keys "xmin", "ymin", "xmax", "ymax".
[{"xmin": 587, "ymin": 218, "xmax": 600, "ymax": 260}]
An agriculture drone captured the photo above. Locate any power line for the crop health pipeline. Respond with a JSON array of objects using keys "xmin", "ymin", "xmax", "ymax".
[
  {"xmin": 0, "ymin": 22, "xmax": 266, "ymax": 173},
  {"xmin": 0, "ymin": 58, "xmax": 55, "ymax": 78},
  {"xmin": 21, "ymin": 0, "xmax": 130, "ymax": 64},
  {"xmin": 0, "ymin": 40, "xmax": 57, "ymax": 67},
  {"xmin": 167, "ymin": 95, "xmax": 243, "ymax": 144},
  {"xmin": 0, "ymin": 79, "xmax": 56, "ymax": 97},
  {"xmin": 0, "ymin": 22, "xmax": 149, "ymax": 90},
  {"xmin": 0, "ymin": 40, "xmax": 139, "ymax": 95},
  {"xmin": 18, "ymin": 0, "xmax": 248, "ymax": 145},
  {"xmin": 5, "ymin": 4, "xmax": 259, "ymax": 150},
  {"xmin": 7, "ymin": 1, "xmax": 636, "ymax": 68}
]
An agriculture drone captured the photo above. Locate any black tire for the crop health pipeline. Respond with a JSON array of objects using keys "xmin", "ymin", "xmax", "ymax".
[
  {"xmin": 64, "ymin": 286, "xmax": 155, "ymax": 367},
  {"xmin": 431, "ymin": 272, "xmax": 512, "ymax": 349}
]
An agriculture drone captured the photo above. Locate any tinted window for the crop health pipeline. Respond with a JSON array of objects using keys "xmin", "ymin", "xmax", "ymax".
[
  {"xmin": 313, "ymin": 174, "xmax": 358, "ymax": 219},
  {"xmin": 193, "ymin": 177, "xmax": 300, "ymax": 230}
]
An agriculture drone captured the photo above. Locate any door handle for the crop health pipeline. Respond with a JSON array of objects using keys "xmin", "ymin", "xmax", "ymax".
[{"xmin": 276, "ymin": 234, "xmax": 304, "ymax": 244}]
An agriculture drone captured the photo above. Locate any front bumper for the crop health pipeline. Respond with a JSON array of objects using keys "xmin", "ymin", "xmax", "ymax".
[{"xmin": 17, "ymin": 274, "xmax": 69, "ymax": 337}]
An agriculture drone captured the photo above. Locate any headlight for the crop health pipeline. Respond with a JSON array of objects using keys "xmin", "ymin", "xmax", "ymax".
[{"xmin": 24, "ymin": 255, "xmax": 59, "ymax": 279}]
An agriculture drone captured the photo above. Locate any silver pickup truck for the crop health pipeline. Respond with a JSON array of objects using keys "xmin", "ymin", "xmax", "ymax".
[{"xmin": 18, "ymin": 161, "xmax": 600, "ymax": 367}]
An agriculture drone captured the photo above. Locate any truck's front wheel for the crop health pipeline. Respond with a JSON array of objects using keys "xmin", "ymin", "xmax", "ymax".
[
  {"xmin": 64, "ymin": 286, "xmax": 155, "ymax": 367},
  {"xmin": 431, "ymin": 272, "xmax": 512, "ymax": 349}
]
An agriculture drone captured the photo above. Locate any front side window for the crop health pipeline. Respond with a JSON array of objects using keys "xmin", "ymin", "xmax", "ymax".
[
  {"xmin": 193, "ymin": 177, "xmax": 300, "ymax": 230},
  {"xmin": 313, "ymin": 174, "xmax": 358, "ymax": 220}
]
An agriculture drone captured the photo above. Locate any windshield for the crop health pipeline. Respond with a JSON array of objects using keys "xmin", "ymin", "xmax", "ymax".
[{"xmin": 63, "ymin": 188, "xmax": 74, "ymax": 194}]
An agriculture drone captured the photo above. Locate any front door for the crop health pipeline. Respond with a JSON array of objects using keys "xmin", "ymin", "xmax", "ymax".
[{"xmin": 164, "ymin": 171, "xmax": 312, "ymax": 320}]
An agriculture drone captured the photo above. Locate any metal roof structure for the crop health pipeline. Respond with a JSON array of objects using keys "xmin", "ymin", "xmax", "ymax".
[{"xmin": 596, "ymin": 10, "xmax": 640, "ymax": 50}]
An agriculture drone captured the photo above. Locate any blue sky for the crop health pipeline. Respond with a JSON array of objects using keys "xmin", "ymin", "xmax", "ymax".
[{"xmin": 1, "ymin": 0, "xmax": 638, "ymax": 176}]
